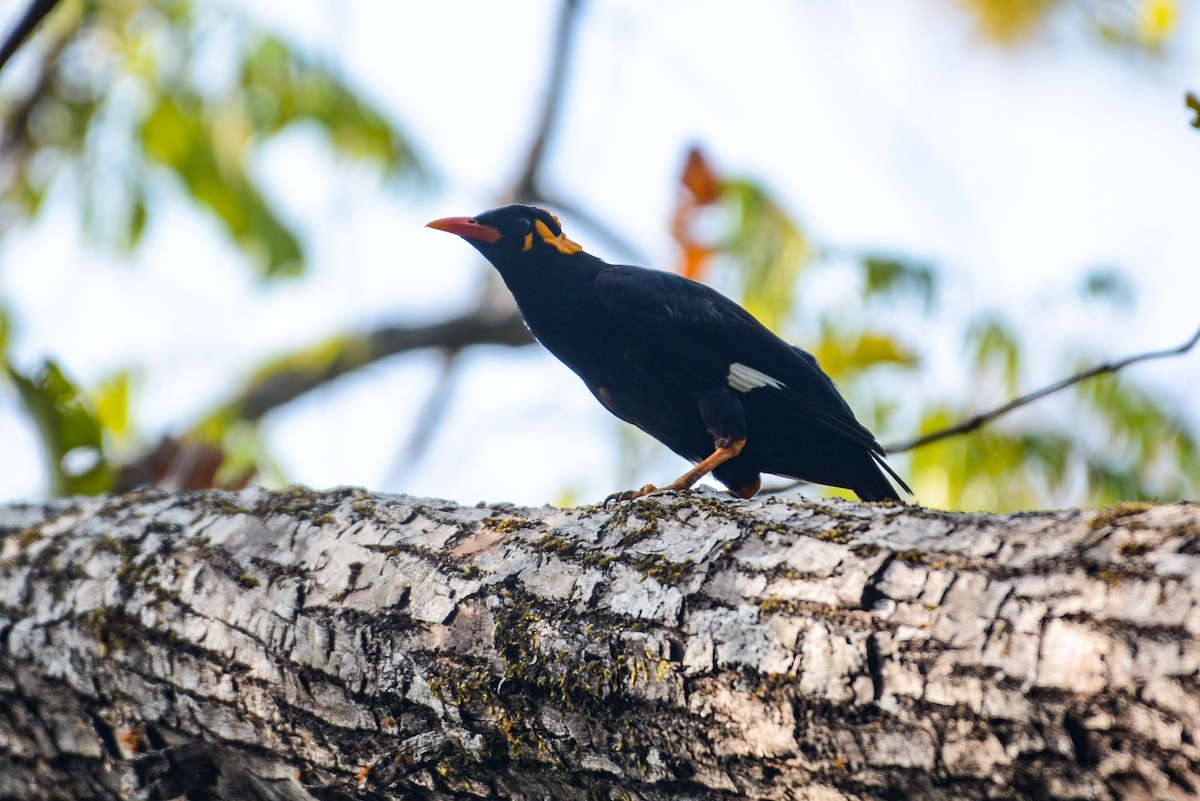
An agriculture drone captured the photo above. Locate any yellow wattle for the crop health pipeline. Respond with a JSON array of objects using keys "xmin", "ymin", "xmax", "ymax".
[{"xmin": 535, "ymin": 219, "xmax": 582, "ymax": 255}]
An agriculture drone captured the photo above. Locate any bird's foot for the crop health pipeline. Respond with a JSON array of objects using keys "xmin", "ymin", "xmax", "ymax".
[{"xmin": 603, "ymin": 483, "xmax": 662, "ymax": 506}]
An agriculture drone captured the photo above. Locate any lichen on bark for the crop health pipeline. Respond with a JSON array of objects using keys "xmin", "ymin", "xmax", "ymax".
[{"xmin": 2, "ymin": 487, "xmax": 1199, "ymax": 800}]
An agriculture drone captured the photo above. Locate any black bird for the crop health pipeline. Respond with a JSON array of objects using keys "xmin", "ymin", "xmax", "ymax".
[{"xmin": 427, "ymin": 205, "xmax": 910, "ymax": 503}]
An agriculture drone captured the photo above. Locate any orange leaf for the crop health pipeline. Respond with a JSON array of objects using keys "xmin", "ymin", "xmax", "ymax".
[
  {"xmin": 115, "ymin": 435, "xmax": 256, "ymax": 492},
  {"xmin": 680, "ymin": 146, "xmax": 721, "ymax": 205},
  {"xmin": 670, "ymin": 146, "xmax": 724, "ymax": 281},
  {"xmin": 680, "ymin": 244, "xmax": 713, "ymax": 281}
]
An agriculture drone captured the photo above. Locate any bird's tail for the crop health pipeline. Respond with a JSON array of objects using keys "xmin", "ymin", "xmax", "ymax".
[{"xmin": 855, "ymin": 452, "xmax": 912, "ymax": 503}]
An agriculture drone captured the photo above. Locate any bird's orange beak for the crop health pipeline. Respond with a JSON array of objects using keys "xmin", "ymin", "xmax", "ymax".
[{"xmin": 426, "ymin": 216, "xmax": 502, "ymax": 244}]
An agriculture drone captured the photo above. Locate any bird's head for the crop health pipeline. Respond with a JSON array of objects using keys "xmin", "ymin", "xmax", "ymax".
[{"xmin": 426, "ymin": 205, "xmax": 583, "ymax": 261}]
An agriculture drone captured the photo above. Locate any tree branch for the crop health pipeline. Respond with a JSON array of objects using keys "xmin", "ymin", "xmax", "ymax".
[
  {"xmin": 211, "ymin": 309, "xmax": 533, "ymax": 426},
  {"xmin": 885, "ymin": 322, "xmax": 1200, "ymax": 454},
  {"xmin": 0, "ymin": 0, "xmax": 59, "ymax": 73},
  {"xmin": 524, "ymin": 187, "xmax": 651, "ymax": 264},
  {"xmin": 387, "ymin": 349, "xmax": 463, "ymax": 484},
  {"xmin": 3, "ymin": 488, "xmax": 1199, "ymax": 799},
  {"xmin": 505, "ymin": 0, "xmax": 651, "ymax": 263},
  {"xmin": 511, "ymin": 0, "xmax": 582, "ymax": 202}
]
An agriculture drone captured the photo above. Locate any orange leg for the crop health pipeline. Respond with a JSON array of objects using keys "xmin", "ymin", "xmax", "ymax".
[{"xmin": 605, "ymin": 439, "xmax": 746, "ymax": 504}]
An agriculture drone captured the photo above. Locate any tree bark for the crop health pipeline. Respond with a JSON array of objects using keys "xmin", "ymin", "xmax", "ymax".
[{"xmin": 1, "ymin": 487, "xmax": 1198, "ymax": 800}]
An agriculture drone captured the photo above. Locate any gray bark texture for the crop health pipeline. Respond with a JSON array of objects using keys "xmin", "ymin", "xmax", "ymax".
[{"xmin": 1, "ymin": 487, "xmax": 1199, "ymax": 801}]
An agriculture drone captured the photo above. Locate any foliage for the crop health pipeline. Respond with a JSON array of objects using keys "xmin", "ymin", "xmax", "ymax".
[
  {"xmin": 953, "ymin": 0, "xmax": 1180, "ymax": 51},
  {"xmin": 7, "ymin": 361, "xmax": 112, "ymax": 495},
  {"xmin": 0, "ymin": 0, "xmax": 420, "ymax": 494},
  {"xmin": 669, "ymin": 147, "xmax": 1199, "ymax": 511},
  {"xmin": 0, "ymin": 0, "xmax": 419, "ymax": 274},
  {"xmin": 0, "ymin": 1, "xmax": 1193, "ymax": 511}
]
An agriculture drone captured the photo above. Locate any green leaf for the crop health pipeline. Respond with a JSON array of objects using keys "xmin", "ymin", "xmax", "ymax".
[
  {"xmin": 142, "ymin": 94, "xmax": 303, "ymax": 276},
  {"xmin": 720, "ymin": 180, "xmax": 811, "ymax": 331},
  {"xmin": 907, "ymin": 403, "xmax": 1083, "ymax": 511},
  {"xmin": 812, "ymin": 331, "xmax": 918, "ymax": 379},
  {"xmin": 1080, "ymin": 268, "xmax": 1134, "ymax": 307},
  {"xmin": 1077, "ymin": 373, "xmax": 1200, "ymax": 501},
  {"xmin": 1016, "ymin": 432, "xmax": 1072, "ymax": 483},
  {"xmin": 3, "ymin": 2, "xmax": 423, "ymax": 278},
  {"xmin": 1086, "ymin": 459, "xmax": 1150, "ymax": 506},
  {"xmin": 968, "ymin": 316, "xmax": 1020, "ymax": 394},
  {"xmin": 909, "ymin": 407, "xmax": 968, "ymax": 508},
  {"xmin": 8, "ymin": 361, "xmax": 113, "ymax": 496},
  {"xmin": 240, "ymin": 35, "xmax": 419, "ymax": 176},
  {"xmin": 0, "ymin": 307, "xmax": 10, "ymax": 366},
  {"xmin": 213, "ymin": 420, "xmax": 274, "ymax": 488},
  {"xmin": 142, "ymin": 95, "xmax": 196, "ymax": 168},
  {"xmin": 862, "ymin": 257, "xmax": 936, "ymax": 308},
  {"xmin": 91, "ymin": 371, "xmax": 131, "ymax": 442}
]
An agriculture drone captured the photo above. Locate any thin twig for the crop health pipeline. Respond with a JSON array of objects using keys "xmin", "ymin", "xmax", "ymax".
[
  {"xmin": 388, "ymin": 349, "xmax": 463, "ymax": 485},
  {"xmin": 0, "ymin": 0, "xmax": 60, "ymax": 74},
  {"xmin": 762, "ymin": 323, "xmax": 1200, "ymax": 497},
  {"xmin": 505, "ymin": 1, "xmax": 650, "ymax": 263},
  {"xmin": 511, "ymin": 0, "xmax": 582, "ymax": 201},
  {"xmin": 527, "ymin": 189, "xmax": 651, "ymax": 264},
  {"xmin": 885, "ymin": 322, "xmax": 1200, "ymax": 454},
  {"xmin": 496, "ymin": 1, "xmax": 651, "ymax": 260}
]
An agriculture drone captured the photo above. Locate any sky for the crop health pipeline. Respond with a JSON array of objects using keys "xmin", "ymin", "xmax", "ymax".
[{"xmin": 0, "ymin": 0, "xmax": 1198, "ymax": 507}]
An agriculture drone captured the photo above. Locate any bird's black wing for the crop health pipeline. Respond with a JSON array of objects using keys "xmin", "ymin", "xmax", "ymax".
[{"xmin": 593, "ymin": 266, "xmax": 883, "ymax": 452}]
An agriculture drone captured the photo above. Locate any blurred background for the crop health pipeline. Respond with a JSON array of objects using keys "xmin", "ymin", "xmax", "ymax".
[{"xmin": 0, "ymin": 0, "xmax": 1197, "ymax": 511}]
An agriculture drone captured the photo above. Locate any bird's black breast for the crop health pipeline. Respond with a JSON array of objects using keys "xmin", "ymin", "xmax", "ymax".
[
  {"xmin": 500, "ymin": 262, "xmax": 717, "ymax": 460},
  {"xmin": 507, "ymin": 273, "xmax": 631, "ymax": 387}
]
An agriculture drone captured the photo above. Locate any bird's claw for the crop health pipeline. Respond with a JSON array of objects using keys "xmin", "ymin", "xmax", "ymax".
[{"xmin": 603, "ymin": 484, "xmax": 660, "ymax": 506}]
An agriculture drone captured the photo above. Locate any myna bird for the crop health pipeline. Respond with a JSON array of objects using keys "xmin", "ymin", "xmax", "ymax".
[{"xmin": 428, "ymin": 205, "xmax": 910, "ymax": 503}]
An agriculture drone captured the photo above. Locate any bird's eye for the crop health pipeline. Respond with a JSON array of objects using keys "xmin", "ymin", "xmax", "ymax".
[{"xmin": 514, "ymin": 217, "xmax": 535, "ymax": 251}]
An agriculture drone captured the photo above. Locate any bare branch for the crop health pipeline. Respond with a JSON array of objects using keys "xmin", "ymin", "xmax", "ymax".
[
  {"xmin": 526, "ymin": 188, "xmax": 651, "ymax": 264},
  {"xmin": 0, "ymin": 0, "xmax": 59, "ymax": 73},
  {"xmin": 503, "ymin": 2, "xmax": 651, "ymax": 265},
  {"xmin": 762, "ymin": 323, "xmax": 1200, "ymax": 497},
  {"xmin": 387, "ymin": 350, "xmax": 463, "ymax": 484},
  {"xmin": 511, "ymin": 0, "xmax": 583, "ymax": 202},
  {"xmin": 885, "ymin": 322, "xmax": 1200, "ymax": 454},
  {"xmin": 213, "ymin": 310, "xmax": 533, "ymax": 425}
]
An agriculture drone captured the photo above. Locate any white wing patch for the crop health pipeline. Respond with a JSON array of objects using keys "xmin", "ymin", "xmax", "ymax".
[{"xmin": 727, "ymin": 362, "xmax": 786, "ymax": 393}]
